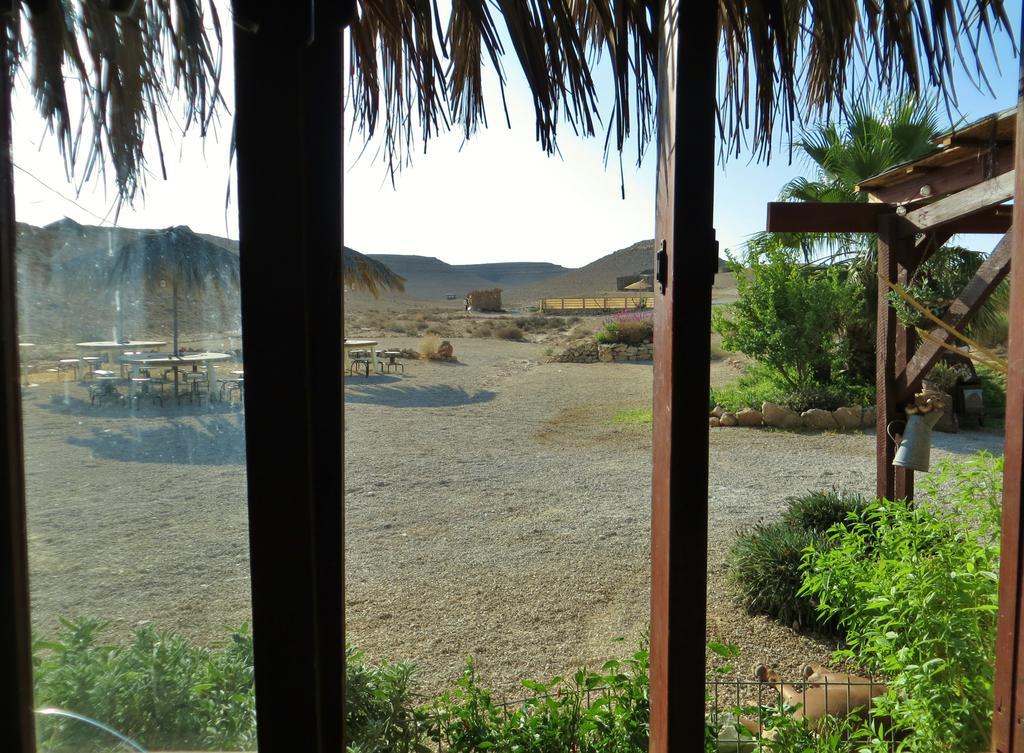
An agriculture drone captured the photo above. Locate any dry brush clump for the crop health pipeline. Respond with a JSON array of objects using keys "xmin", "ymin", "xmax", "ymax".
[
  {"xmin": 420, "ymin": 334, "xmax": 442, "ymax": 359},
  {"xmin": 494, "ymin": 325, "xmax": 524, "ymax": 340}
]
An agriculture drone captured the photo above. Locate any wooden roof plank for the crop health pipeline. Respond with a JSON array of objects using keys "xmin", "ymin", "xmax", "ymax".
[
  {"xmin": 903, "ymin": 172, "xmax": 1014, "ymax": 232},
  {"xmin": 864, "ymin": 144, "xmax": 1014, "ymax": 205}
]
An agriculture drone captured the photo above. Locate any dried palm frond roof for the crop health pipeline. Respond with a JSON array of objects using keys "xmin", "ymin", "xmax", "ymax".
[
  {"xmin": 343, "ymin": 246, "xmax": 406, "ymax": 296},
  {"xmin": 6, "ymin": 0, "xmax": 1015, "ymax": 199}
]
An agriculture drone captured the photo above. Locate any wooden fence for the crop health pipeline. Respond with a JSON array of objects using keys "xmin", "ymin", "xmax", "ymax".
[{"xmin": 540, "ymin": 296, "xmax": 655, "ymax": 312}]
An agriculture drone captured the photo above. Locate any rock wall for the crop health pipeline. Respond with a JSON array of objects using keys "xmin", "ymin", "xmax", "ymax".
[
  {"xmin": 709, "ymin": 402, "xmax": 877, "ymax": 430},
  {"xmin": 549, "ymin": 341, "xmax": 653, "ymax": 363}
]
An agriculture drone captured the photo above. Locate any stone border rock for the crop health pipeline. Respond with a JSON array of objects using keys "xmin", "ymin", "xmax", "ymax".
[{"xmin": 710, "ymin": 402, "xmax": 877, "ymax": 430}]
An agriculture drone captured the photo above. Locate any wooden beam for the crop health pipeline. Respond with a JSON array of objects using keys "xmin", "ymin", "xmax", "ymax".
[
  {"xmin": 649, "ymin": 0, "xmax": 717, "ymax": 749},
  {"xmin": 896, "ymin": 231, "xmax": 1012, "ymax": 401},
  {"xmin": 767, "ymin": 201, "xmax": 1011, "ymax": 234},
  {"xmin": 904, "ymin": 172, "xmax": 1014, "ymax": 232},
  {"xmin": 864, "ymin": 145, "xmax": 1014, "ymax": 206},
  {"xmin": 876, "ymin": 216, "xmax": 915, "ymax": 501},
  {"xmin": 993, "ymin": 41, "xmax": 1024, "ymax": 750},
  {"xmin": 0, "ymin": 11, "xmax": 36, "ymax": 752},
  {"xmin": 767, "ymin": 202, "xmax": 891, "ymax": 232}
]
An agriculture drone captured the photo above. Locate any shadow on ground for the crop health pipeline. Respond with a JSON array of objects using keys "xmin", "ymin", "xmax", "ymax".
[
  {"xmin": 42, "ymin": 394, "xmax": 243, "ymax": 420},
  {"xmin": 66, "ymin": 416, "xmax": 246, "ymax": 465},
  {"xmin": 344, "ymin": 383, "xmax": 495, "ymax": 408}
]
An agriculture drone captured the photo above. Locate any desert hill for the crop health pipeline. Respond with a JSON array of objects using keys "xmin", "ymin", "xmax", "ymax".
[
  {"xmin": 456, "ymin": 261, "xmax": 570, "ymax": 288},
  {"xmin": 503, "ymin": 240, "xmax": 656, "ymax": 304},
  {"xmin": 365, "ymin": 254, "xmax": 571, "ymax": 301}
]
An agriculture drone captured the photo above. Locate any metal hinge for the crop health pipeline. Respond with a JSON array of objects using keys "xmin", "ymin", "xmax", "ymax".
[{"xmin": 656, "ymin": 240, "xmax": 667, "ymax": 294}]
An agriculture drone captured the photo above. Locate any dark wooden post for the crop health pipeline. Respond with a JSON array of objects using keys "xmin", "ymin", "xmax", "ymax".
[
  {"xmin": 650, "ymin": 0, "xmax": 718, "ymax": 749},
  {"xmin": 0, "ymin": 7, "xmax": 36, "ymax": 751},
  {"xmin": 992, "ymin": 26, "xmax": 1024, "ymax": 753},
  {"xmin": 234, "ymin": 4, "xmax": 346, "ymax": 752},
  {"xmin": 875, "ymin": 216, "xmax": 915, "ymax": 501}
]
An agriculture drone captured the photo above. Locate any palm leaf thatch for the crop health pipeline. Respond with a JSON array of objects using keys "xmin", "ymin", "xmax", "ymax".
[
  {"xmin": 7, "ymin": 1, "xmax": 1014, "ymax": 197},
  {"xmin": 108, "ymin": 224, "xmax": 240, "ymax": 353},
  {"xmin": 343, "ymin": 246, "xmax": 405, "ymax": 296}
]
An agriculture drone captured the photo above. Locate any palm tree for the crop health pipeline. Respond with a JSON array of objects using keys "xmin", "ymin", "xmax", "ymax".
[
  {"xmin": 749, "ymin": 97, "xmax": 943, "ymax": 264},
  {"xmin": 6, "ymin": 2, "xmax": 1012, "ymax": 200}
]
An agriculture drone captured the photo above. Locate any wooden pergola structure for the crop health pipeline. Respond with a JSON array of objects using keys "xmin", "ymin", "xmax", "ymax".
[
  {"xmin": 766, "ymin": 108, "xmax": 1014, "ymax": 501},
  {"xmin": 766, "ymin": 106, "xmax": 1024, "ymax": 750}
]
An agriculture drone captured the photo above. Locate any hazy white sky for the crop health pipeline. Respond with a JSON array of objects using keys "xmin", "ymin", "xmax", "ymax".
[{"xmin": 9, "ymin": 7, "xmax": 1021, "ymax": 268}]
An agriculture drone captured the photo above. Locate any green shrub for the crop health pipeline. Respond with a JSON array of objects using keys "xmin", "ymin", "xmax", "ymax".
[
  {"xmin": 729, "ymin": 522, "xmax": 831, "ymax": 632},
  {"xmin": 781, "ymin": 489, "xmax": 868, "ymax": 534},
  {"xmin": 32, "ymin": 621, "xmax": 424, "ymax": 753},
  {"xmin": 779, "ymin": 381, "xmax": 874, "ymax": 413},
  {"xmin": 345, "ymin": 645, "xmax": 422, "ymax": 753},
  {"xmin": 424, "ymin": 644, "xmax": 649, "ymax": 753},
  {"xmin": 800, "ymin": 452, "xmax": 1003, "ymax": 752},
  {"xmin": 710, "ymin": 365, "xmax": 787, "ymax": 412},
  {"xmin": 33, "ymin": 619, "xmax": 257, "ymax": 752},
  {"xmin": 711, "ymin": 366, "xmax": 874, "ymax": 414},
  {"xmin": 493, "ymin": 325, "xmax": 524, "ymax": 340},
  {"xmin": 594, "ymin": 322, "xmax": 619, "ymax": 344},
  {"xmin": 712, "ymin": 249, "xmax": 860, "ymax": 390}
]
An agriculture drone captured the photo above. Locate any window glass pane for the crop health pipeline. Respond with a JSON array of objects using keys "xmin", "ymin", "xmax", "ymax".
[{"xmin": 12, "ymin": 12, "xmax": 255, "ymax": 752}]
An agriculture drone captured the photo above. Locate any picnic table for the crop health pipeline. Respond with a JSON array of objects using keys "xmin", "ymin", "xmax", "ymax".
[
  {"xmin": 76, "ymin": 340, "xmax": 168, "ymax": 375},
  {"xmin": 121, "ymin": 352, "xmax": 232, "ymax": 399},
  {"xmin": 344, "ymin": 339, "xmax": 378, "ymax": 373}
]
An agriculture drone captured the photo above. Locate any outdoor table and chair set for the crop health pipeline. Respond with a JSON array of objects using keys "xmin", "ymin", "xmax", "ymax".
[
  {"xmin": 345, "ymin": 339, "xmax": 406, "ymax": 377},
  {"xmin": 52, "ymin": 341, "xmax": 244, "ymax": 409}
]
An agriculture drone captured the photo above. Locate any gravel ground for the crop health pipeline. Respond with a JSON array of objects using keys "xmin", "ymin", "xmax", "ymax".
[{"xmin": 21, "ymin": 337, "xmax": 1004, "ymax": 702}]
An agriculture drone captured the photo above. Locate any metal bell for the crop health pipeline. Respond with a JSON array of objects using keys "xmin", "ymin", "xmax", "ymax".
[{"xmin": 893, "ymin": 409, "xmax": 944, "ymax": 472}]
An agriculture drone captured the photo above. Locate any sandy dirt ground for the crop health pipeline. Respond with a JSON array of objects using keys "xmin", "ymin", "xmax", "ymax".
[{"xmin": 21, "ymin": 337, "xmax": 1003, "ymax": 700}]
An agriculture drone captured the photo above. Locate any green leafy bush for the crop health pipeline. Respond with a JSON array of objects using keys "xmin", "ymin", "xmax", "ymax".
[
  {"xmin": 345, "ymin": 645, "xmax": 423, "ymax": 753},
  {"xmin": 712, "ymin": 249, "xmax": 860, "ymax": 390},
  {"xmin": 594, "ymin": 322, "xmax": 618, "ymax": 343},
  {"xmin": 424, "ymin": 646, "xmax": 649, "ymax": 753},
  {"xmin": 800, "ymin": 453, "xmax": 1003, "ymax": 752},
  {"xmin": 729, "ymin": 522, "xmax": 827, "ymax": 631},
  {"xmin": 781, "ymin": 489, "xmax": 868, "ymax": 534},
  {"xmin": 32, "ymin": 621, "xmax": 425, "ymax": 753},
  {"xmin": 711, "ymin": 365, "xmax": 874, "ymax": 414},
  {"xmin": 33, "ymin": 619, "xmax": 257, "ymax": 752},
  {"xmin": 711, "ymin": 365, "xmax": 787, "ymax": 412},
  {"xmin": 779, "ymin": 381, "xmax": 874, "ymax": 413}
]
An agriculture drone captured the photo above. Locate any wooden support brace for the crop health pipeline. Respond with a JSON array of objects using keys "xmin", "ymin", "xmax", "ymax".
[
  {"xmin": 904, "ymin": 172, "xmax": 1014, "ymax": 233},
  {"xmin": 897, "ymin": 231, "xmax": 1012, "ymax": 401}
]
